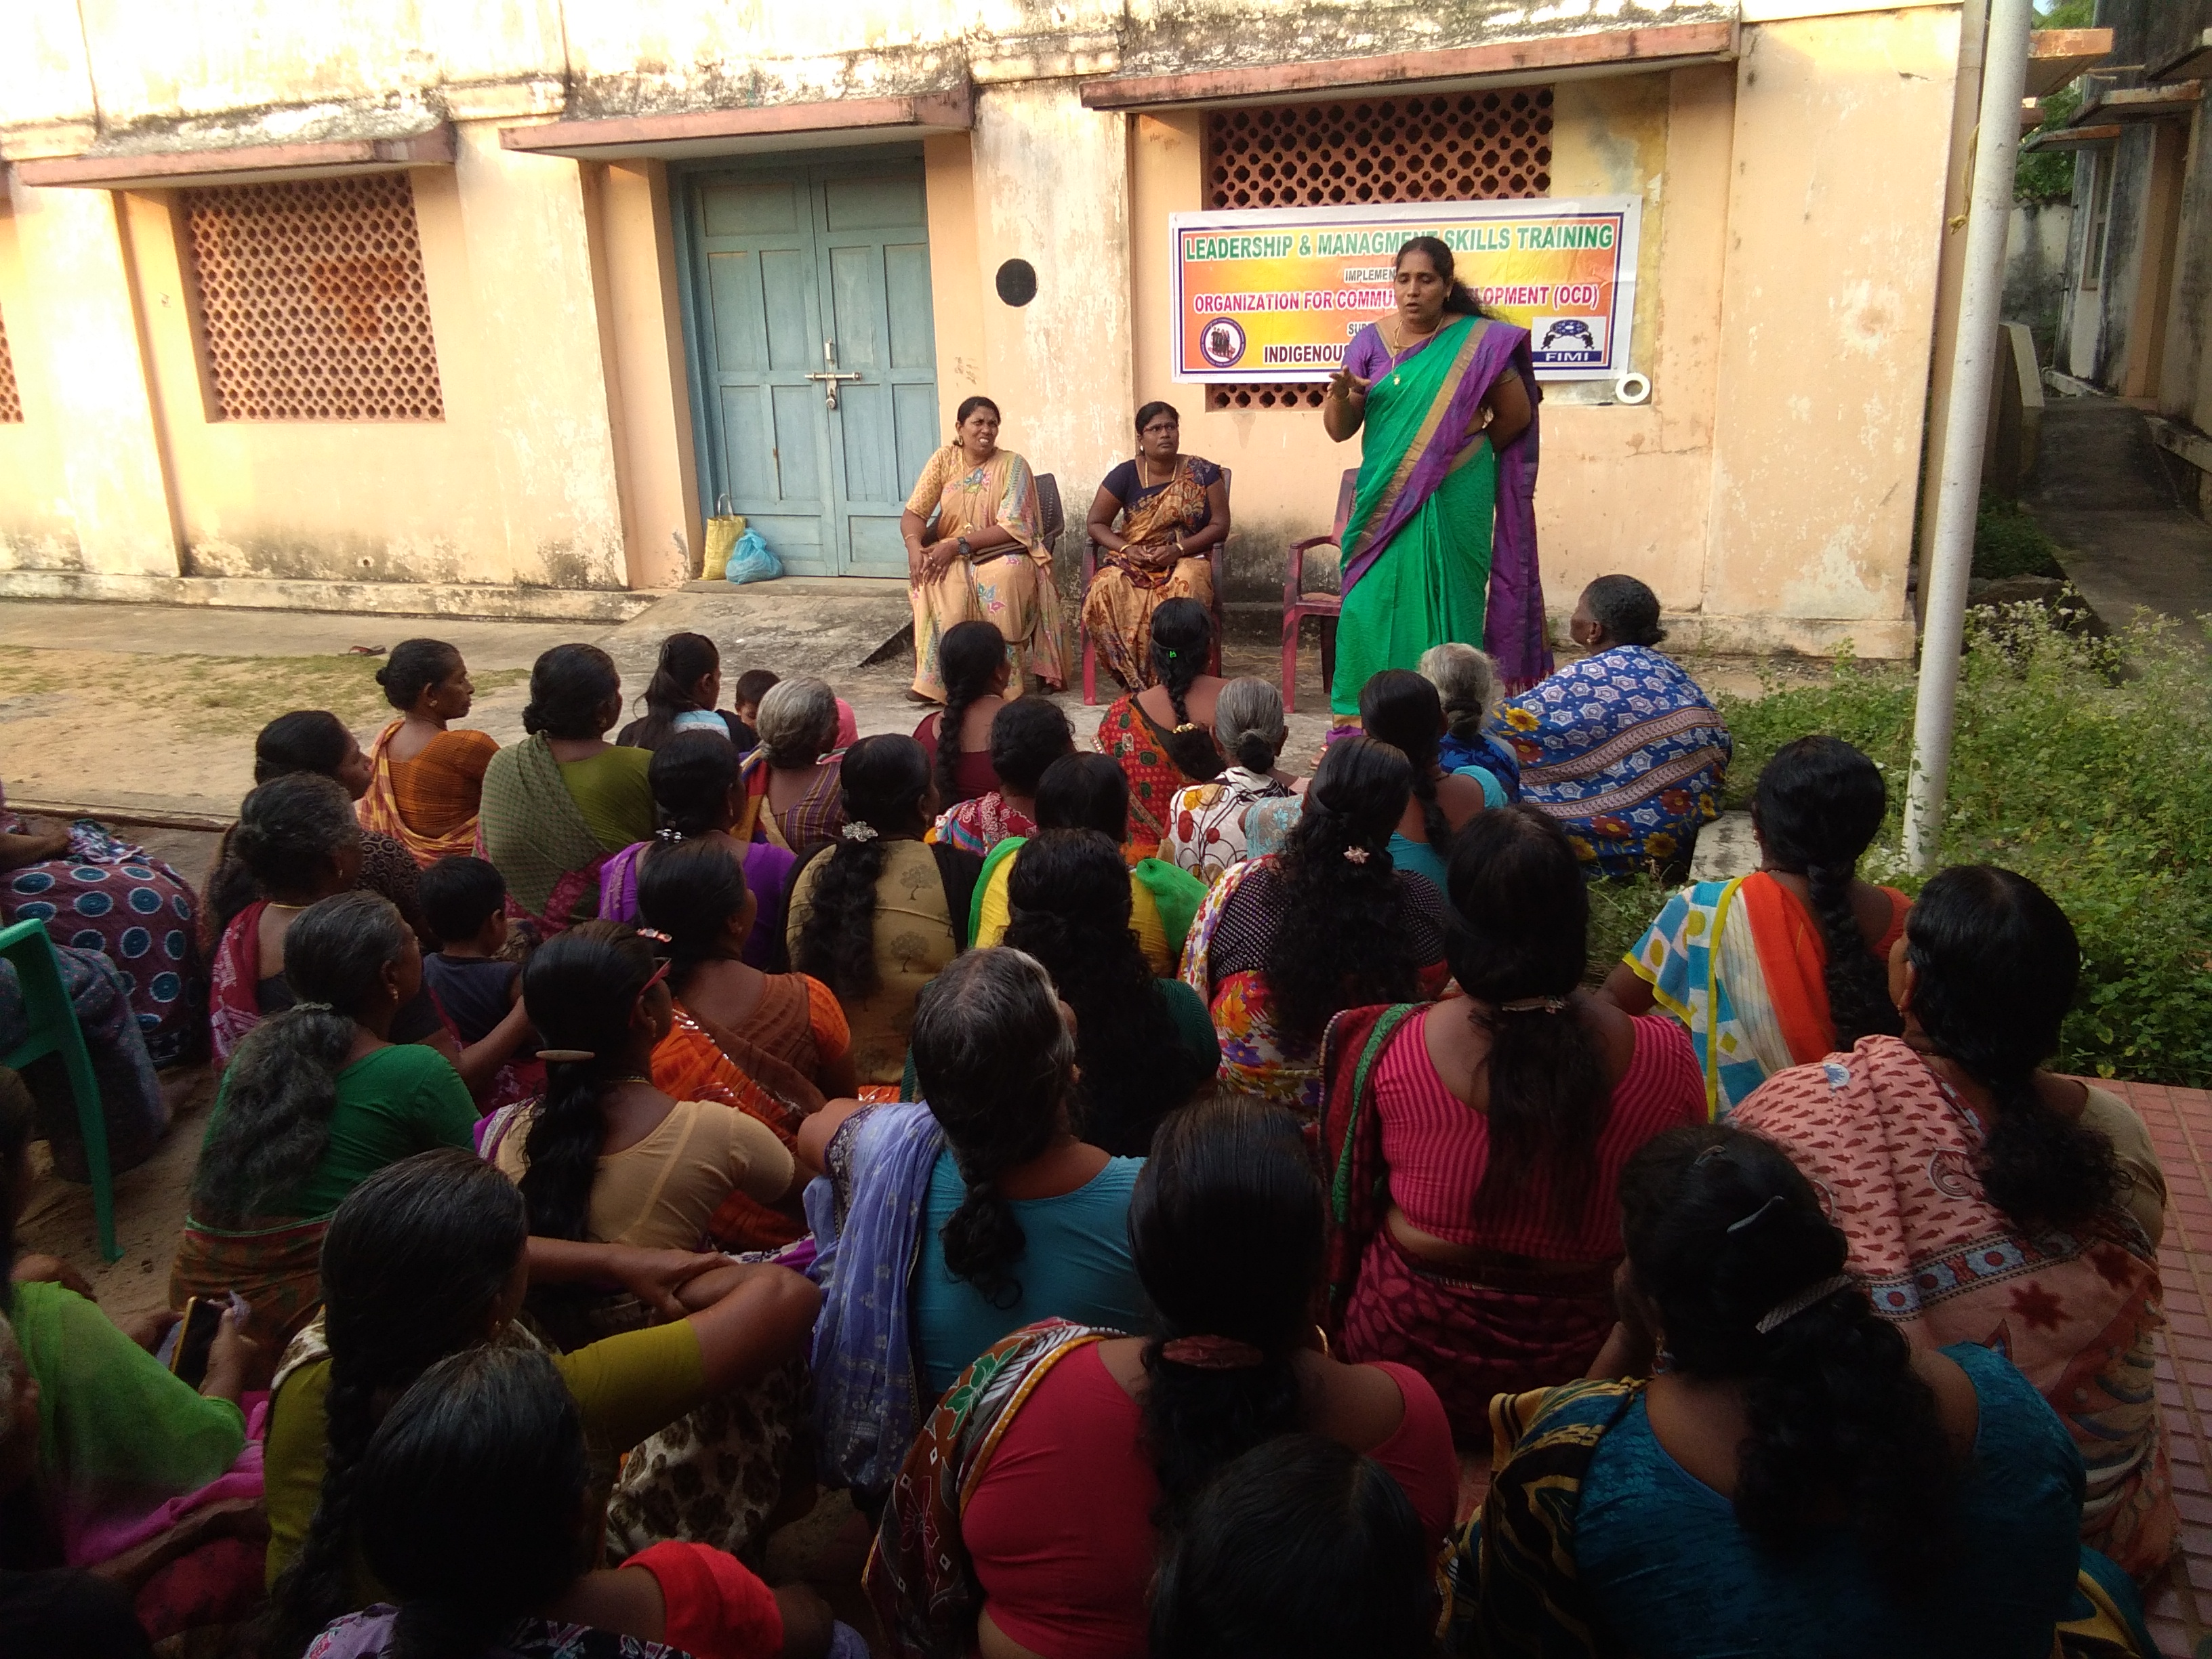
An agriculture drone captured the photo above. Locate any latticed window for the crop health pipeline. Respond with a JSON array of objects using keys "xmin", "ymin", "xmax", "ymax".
[
  {"xmin": 182, "ymin": 173, "xmax": 443, "ymax": 422},
  {"xmin": 1202, "ymin": 89, "xmax": 1553, "ymax": 409},
  {"xmin": 0, "ymin": 306, "xmax": 20, "ymax": 424}
]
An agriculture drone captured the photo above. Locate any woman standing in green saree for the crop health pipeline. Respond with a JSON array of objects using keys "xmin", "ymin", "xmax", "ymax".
[{"xmin": 1324, "ymin": 235, "xmax": 1546, "ymax": 716}]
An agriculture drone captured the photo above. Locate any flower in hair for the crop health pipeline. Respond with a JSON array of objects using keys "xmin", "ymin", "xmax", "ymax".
[
  {"xmin": 842, "ymin": 822, "xmax": 880, "ymax": 843},
  {"xmin": 1342, "ymin": 845, "xmax": 1371, "ymax": 865},
  {"xmin": 634, "ymin": 926, "xmax": 673, "ymax": 945}
]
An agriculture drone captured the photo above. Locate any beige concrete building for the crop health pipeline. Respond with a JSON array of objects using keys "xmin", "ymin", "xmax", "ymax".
[
  {"xmin": 2037, "ymin": 0, "xmax": 2212, "ymax": 516},
  {"xmin": 0, "ymin": 0, "xmax": 2083, "ymax": 653}
]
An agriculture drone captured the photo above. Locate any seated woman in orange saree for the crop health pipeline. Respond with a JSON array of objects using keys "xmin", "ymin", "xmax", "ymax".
[
  {"xmin": 902, "ymin": 396, "xmax": 1067, "ymax": 701},
  {"xmin": 1080, "ymin": 401, "xmax": 1229, "ymax": 693},
  {"xmin": 354, "ymin": 639, "xmax": 498, "ymax": 867}
]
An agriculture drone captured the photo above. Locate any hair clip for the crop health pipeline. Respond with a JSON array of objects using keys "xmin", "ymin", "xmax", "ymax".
[
  {"xmin": 1726, "ymin": 1193, "xmax": 1789, "ymax": 1236},
  {"xmin": 1342, "ymin": 845, "xmax": 1371, "ymax": 865},
  {"xmin": 842, "ymin": 822, "xmax": 880, "ymax": 843},
  {"xmin": 290, "ymin": 1000, "xmax": 333, "ymax": 1014},
  {"xmin": 633, "ymin": 926, "xmax": 672, "ymax": 944},
  {"xmin": 1173, "ymin": 722, "xmax": 1202, "ymax": 735},
  {"xmin": 1497, "ymin": 996, "xmax": 1568, "ymax": 1015},
  {"xmin": 652, "ymin": 826, "xmax": 685, "ymax": 842},
  {"xmin": 537, "ymin": 1048, "xmax": 596, "ymax": 1063},
  {"xmin": 1159, "ymin": 1334, "xmax": 1265, "ymax": 1370},
  {"xmin": 1755, "ymin": 1273, "xmax": 1856, "ymax": 1335}
]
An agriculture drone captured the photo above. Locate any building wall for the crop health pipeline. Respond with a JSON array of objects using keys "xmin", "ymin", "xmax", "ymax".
[{"xmin": 0, "ymin": 0, "xmax": 1965, "ymax": 651}]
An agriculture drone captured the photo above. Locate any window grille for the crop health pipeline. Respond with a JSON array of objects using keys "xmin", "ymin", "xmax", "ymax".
[
  {"xmin": 1200, "ymin": 89, "xmax": 1553, "ymax": 409},
  {"xmin": 182, "ymin": 173, "xmax": 443, "ymax": 421}
]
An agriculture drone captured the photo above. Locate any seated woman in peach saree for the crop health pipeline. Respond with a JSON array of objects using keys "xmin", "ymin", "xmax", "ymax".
[{"xmin": 901, "ymin": 396, "xmax": 1067, "ymax": 702}]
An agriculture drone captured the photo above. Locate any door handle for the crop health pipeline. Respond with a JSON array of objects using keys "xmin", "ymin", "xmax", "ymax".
[{"xmin": 804, "ymin": 338, "xmax": 862, "ymax": 411}]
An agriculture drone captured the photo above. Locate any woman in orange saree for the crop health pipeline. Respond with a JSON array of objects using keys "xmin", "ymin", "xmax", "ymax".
[
  {"xmin": 1080, "ymin": 401, "xmax": 1229, "ymax": 693},
  {"xmin": 356, "ymin": 639, "xmax": 499, "ymax": 867},
  {"xmin": 901, "ymin": 396, "xmax": 1067, "ymax": 702}
]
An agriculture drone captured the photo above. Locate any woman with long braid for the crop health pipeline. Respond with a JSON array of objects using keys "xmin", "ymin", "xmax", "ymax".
[
  {"xmin": 1093, "ymin": 597, "xmax": 1226, "ymax": 859},
  {"xmin": 1735, "ymin": 865, "xmax": 2174, "ymax": 1581},
  {"xmin": 1321, "ymin": 806, "xmax": 1702, "ymax": 1443},
  {"xmin": 865, "ymin": 1097, "xmax": 1455, "ymax": 1659},
  {"xmin": 1180, "ymin": 737, "xmax": 1452, "ymax": 1113},
  {"xmin": 1459, "ymin": 1123, "xmax": 2118, "ymax": 1658},
  {"xmin": 1605, "ymin": 736, "xmax": 1906, "ymax": 1115},
  {"xmin": 913, "ymin": 619, "xmax": 1010, "ymax": 808},
  {"xmin": 258, "ymin": 1149, "xmax": 819, "ymax": 1650},
  {"xmin": 480, "ymin": 921, "xmax": 802, "ymax": 1258},
  {"xmin": 787, "ymin": 736, "xmax": 982, "ymax": 1092},
  {"xmin": 1357, "ymin": 668, "xmax": 1492, "ymax": 893}
]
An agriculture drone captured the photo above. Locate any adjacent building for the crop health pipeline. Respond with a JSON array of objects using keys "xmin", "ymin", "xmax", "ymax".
[
  {"xmin": 2033, "ymin": 0, "xmax": 2212, "ymax": 517},
  {"xmin": 0, "ymin": 1, "xmax": 2074, "ymax": 653}
]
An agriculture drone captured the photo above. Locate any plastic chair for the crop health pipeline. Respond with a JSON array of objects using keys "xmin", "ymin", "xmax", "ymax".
[
  {"xmin": 1282, "ymin": 468, "xmax": 1357, "ymax": 714},
  {"xmin": 0, "ymin": 918, "xmax": 119, "ymax": 1263},
  {"xmin": 1078, "ymin": 468, "xmax": 1231, "ymax": 705},
  {"xmin": 1034, "ymin": 472, "xmax": 1065, "ymax": 549}
]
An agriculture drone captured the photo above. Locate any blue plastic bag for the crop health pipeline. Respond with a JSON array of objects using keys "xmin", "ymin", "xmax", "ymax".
[{"xmin": 724, "ymin": 527, "xmax": 783, "ymax": 586}]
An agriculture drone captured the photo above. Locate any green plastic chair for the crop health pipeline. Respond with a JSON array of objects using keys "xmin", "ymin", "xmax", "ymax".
[{"xmin": 0, "ymin": 918, "xmax": 119, "ymax": 1263}]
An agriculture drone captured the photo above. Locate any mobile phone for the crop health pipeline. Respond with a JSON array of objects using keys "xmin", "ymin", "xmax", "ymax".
[{"xmin": 169, "ymin": 1296, "xmax": 224, "ymax": 1390}]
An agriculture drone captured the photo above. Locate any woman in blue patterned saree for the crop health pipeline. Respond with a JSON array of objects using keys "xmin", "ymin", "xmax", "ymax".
[{"xmin": 1502, "ymin": 575, "xmax": 1730, "ymax": 878}]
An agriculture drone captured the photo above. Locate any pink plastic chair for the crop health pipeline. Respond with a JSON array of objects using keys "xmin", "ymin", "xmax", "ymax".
[{"xmin": 1281, "ymin": 469, "xmax": 1357, "ymax": 714}]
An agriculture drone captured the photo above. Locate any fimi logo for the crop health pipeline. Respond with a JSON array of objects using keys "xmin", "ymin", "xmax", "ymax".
[{"xmin": 1534, "ymin": 316, "xmax": 1604, "ymax": 365}]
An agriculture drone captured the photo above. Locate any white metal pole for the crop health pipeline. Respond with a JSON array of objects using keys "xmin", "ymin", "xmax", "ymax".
[{"xmin": 1902, "ymin": 0, "xmax": 2034, "ymax": 872}]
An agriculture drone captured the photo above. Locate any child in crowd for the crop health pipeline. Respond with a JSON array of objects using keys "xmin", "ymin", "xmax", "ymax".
[
  {"xmin": 418, "ymin": 856, "xmax": 522, "ymax": 1046},
  {"xmin": 729, "ymin": 669, "xmax": 779, "ymax": 757}
]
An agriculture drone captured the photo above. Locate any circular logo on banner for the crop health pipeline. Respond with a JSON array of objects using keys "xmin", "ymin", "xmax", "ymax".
[{"xmin": 1200, "ymin": 317, "xmax": 1246, "ymax": 369}]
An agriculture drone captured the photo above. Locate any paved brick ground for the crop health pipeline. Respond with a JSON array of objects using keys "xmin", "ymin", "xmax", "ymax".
[{"xmin": 2114, "ymin": 1078, "xmax": 2212, "ymax": 1659}]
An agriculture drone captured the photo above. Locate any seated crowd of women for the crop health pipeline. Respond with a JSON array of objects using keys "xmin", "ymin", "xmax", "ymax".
[{"xmin": 0, "ymin": 587, "xmax": 2177, "ymax": 1659}]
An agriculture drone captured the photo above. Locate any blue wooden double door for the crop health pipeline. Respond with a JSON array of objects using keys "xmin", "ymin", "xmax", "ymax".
[{"xmin": 682, "ymin": 157, "xmax": 940, "ymax": 578}]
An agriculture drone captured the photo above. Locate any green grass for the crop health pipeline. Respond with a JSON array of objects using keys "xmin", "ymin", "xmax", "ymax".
[
  {"xmin": 1973, "ymin": 496, "xmax": 2066, "ymax": 581},
  {"xmin": 1687, "ymin": 612, "xmax": 2212, "ymax": 1084}
]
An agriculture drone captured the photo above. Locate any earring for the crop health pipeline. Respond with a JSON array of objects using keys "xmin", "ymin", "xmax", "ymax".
[{"xmin": 1652, "ymin": 1348, "xmax": 1677, "ymax": 1375}]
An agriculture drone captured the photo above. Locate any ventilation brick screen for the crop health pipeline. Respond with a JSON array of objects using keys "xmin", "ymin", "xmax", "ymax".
[
  {"xmin": 0, "ymin": 306, "xmax": 20, "ymax": 424},
  {"xmin": 1201, "ymin": 88, "xmax": 1553, "ymax": 411},
  {"xmin": 184, "ymin": 173, "xmax": 443, "ymax": 422}
]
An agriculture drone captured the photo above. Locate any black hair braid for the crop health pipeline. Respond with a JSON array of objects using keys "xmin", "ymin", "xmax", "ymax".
[
  {"xmin": 1753, "ymin": 737, "xmax": 1902, "ymax": 1050},
  {"xmin": 1149, "ymin": 598, "xmax": 1224, "ymax": 781},
  {"xmin": 1804, "ymin": 857, "xmax": 1900, "ymax": 1048},
  {"xmin": 1132, "ymin": 1101, "xmax": 1317, "ymax": 1525},
  {"xmin": 258, "ymin": 1150, "xmax": 528, "ymax": 1659},
  {"xmin": 1907, "ymin": 866, "xmax": 2116, "ymax": 1229},
  {"xmin": 1621, "ymin": 1125, "xmax": 1954, "ymax": 1584},
  {"xmin": 258, "ymin": 1364, "xmax": 377, "ymax": 1659},
  {"xmin": 792, "ymin": 735, "xmax": 931, "ymax": 1003},
  {"xmin": 1264, "ymin": 737, "xmax": 1418, "ymax": 1048},
  {"xmin": 1359, "ymin": 669, "xmax": 1454, "ymax": 853},
  {"xmin": 1445, "ymin": 809, "xmax": 1610, "ymax": 1226},
  {"xmin": 516, "ymin": 922, "xmax": 658, "ymax": 1242},
  {"xmin": 912, "ymin": 949, "xmax": 1076, "ymax": 1307},
  {"xmin": 933, "ymin": 621, "xmax": 1006, "ymax": 805},
  {"xmin": 1003, "ymin": 829, "xmax": 1192, "ymax": 1155}
]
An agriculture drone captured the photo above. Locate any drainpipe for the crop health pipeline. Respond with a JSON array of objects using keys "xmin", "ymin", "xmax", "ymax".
[{"xmin": 1902, "ymin": 0, "xmax": 2034, "ymax": 873}]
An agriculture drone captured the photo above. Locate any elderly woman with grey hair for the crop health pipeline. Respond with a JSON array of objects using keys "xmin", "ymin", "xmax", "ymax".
[
  {"xmin": 1419, "ymin": 641, "xmax": 1520, "ymax": 802},
  {"xmin": 1159, "ymin": 676, "xmax": 1303, "ymax": 885},
  {"xmin": 736, "ymin": 674, "xmax": 846, "ymax": 854}
]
